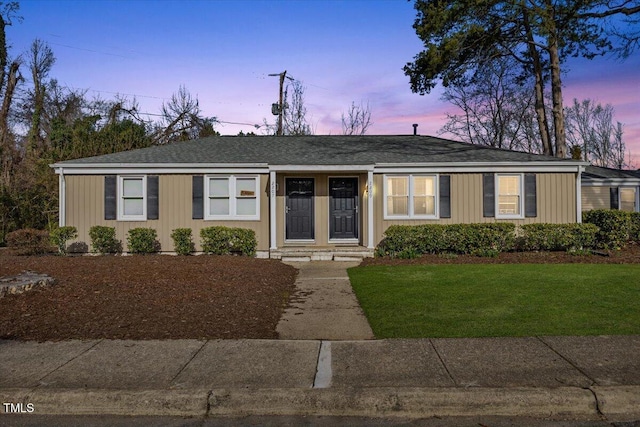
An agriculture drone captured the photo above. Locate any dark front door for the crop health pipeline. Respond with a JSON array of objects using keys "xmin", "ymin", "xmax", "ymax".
[
  {"xmin": 329, "ymin": 177, "xmax": 358, "ymax": 240},
  {"xmin": 286, "ymin": 178, "xmax": 314, "ymax": 240}
]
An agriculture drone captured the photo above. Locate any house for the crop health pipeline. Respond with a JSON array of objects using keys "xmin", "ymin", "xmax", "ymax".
[
  {"xmin": 51, "ymin": 135, "xmax": 587, "ymax": 259},
  {"xmin": 581, "ymin": 165, "xmax": 640, "ymax": 213}
]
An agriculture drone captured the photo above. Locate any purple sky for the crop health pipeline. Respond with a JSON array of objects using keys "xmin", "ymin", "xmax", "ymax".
[{"xmin": 10, "ymin": 0, "xmax": 640, "ymax": 163}]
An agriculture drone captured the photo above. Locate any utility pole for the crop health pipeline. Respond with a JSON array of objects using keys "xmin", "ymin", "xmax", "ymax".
[{"xmin": 268, "ymin": 70, "xmax": 293, "ymax": 136}]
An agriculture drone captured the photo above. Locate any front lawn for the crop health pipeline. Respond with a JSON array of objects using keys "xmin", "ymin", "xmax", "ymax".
[{"xmin": 348, "ymin": 264, "xmax": 640, "ymax": 338}]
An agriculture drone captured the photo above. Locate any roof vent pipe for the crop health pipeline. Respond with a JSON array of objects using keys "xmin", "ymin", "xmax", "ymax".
[{"xmin": 412, "ymin": 124, "xmax": 418, "ymax": 135}]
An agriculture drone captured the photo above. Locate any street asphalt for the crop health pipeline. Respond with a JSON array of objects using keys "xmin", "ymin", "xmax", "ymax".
[{"xmin": 1, "ymin": 261, "xmax": 639, "ymax": 423}]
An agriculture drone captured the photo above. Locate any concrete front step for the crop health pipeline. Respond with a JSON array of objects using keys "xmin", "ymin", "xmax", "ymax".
[{"xmin": 272, "ymin": 248, "xmax": 373, "ymax": 262}]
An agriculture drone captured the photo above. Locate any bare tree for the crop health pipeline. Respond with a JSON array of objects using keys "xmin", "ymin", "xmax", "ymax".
[
  {"xmin": 565, "ymin": 99, "xmax": 627, "ymax": 169},
  {"xmin": 439, "ymin": 58, "xmax": 542, "ymax": 154},
  {"xmin": 26, "ymin": 38, "xmax": 55, "ymax": 155},
  {"xmin": 0, "ymin": 2, "xmax": 22, "ymax": 188},
  {"xmin": 155, "ymin": 85, "xmax": 218, "ymax": 144},
  {"xmin": 282, "ymin": 80, "xmax": 312, "ymax": 136},
  {"xmin": 341, "ymin": 101, "xmax": 372, "ymax": 135}
]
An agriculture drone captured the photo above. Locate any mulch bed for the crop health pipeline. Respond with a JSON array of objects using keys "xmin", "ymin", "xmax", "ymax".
[
  {"xmin": 361, "ymin": 243, "xmax": 640, "ymax": 266},
  {"xmin": 0, "ymin": 251, "xmax": 297, "ymax": 341}
]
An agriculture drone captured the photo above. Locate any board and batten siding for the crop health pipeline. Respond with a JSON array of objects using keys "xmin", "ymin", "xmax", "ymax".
[
  {"xmin": 65, "ymin": 174, "xmax": 270, "ymax": 252},
  {"xmin": 373, "ymin": 173, "xmax": 577, "ymax": 245}
]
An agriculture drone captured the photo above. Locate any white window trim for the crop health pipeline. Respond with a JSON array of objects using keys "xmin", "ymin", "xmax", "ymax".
[
  {"xmin": 204, "ymin": 175, "xmax": 260, "ymax": 221},
  {"xmin": 118, "ymin": 175, "xmax": 147, "ymax": 221},
  {"xmin": 383, "ymin": 174, "xmax": 439, "ymax": 220},
  {"xmin": 495, "ymin": 173, "xmax": 524, "ymax": 219}
]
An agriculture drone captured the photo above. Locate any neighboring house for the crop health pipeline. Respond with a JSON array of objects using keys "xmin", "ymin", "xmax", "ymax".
[
  {"xmin": 51, "ymin": 135, "xmax": 586, "ymax": 259},
  {"xmin": 581, "ymin": 165, "xmax": 640, "ymax": 213}
]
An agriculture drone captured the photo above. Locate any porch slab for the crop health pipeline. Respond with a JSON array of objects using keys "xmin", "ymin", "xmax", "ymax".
[{"xmin": 271, "ymin": 247, "xmax": 373, "ymax": 261}]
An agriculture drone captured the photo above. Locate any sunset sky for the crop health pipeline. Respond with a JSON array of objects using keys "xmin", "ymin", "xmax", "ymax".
[{"xmin": 10, "ymin": 0, "xmax": 640, "ymax": 163}]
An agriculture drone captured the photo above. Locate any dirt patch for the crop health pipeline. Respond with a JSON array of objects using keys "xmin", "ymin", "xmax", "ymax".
[
  {"xmin": 0, "ymin": 252, "xmax": 297, "ymax": 341},
  {"xmin": 361, "ymin": 244, "xmax": 640, "ymax": 266}
]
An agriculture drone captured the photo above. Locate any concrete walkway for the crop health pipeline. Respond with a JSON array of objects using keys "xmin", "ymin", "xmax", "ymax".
[
  {"xmin": 276, "ymin": 261, "xmax": 374, "ymax": 340},
  {"xmin": 1, "ymin": 336, "xmax": 639, "ymax": 420}
]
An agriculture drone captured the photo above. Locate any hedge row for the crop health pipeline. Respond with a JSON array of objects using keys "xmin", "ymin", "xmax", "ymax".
[
  {"xmin": 376, "ymin": 223, "xmax": 516, "ymax": 258},
  {"xmin": 582, "ymin": 209, "xmax": 640, "ymax": 249},
  {"xmin": 517, "ymin": 223, "xmax": 599, "ymax": 252},
  {"xmin": 376, "ymin": 222, "xmax": 603, "ymax": 258}
]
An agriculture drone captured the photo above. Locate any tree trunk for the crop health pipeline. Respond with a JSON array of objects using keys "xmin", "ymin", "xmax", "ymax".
[
  {"xmin": 549, "ymin": 39, "xmax": 567, "ymax": 158},
  {"xmin": 0, "ymin": 60, "xmax": 19, "ymax": 188},
  {"xmin": 522, "ymin": 6, "xmax": 553, "ymax": 156}
]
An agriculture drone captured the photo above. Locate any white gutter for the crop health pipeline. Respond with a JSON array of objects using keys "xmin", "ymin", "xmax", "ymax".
[
  {"xmin": 59, "ymin": 168, "xmax": 66, "ymax": 227},
  {"xmin": 51, "ymin": 162, "xmax": 269, "ymax": 169},
  {"xmin": 269, "ymin": 170, "xmax": 277, "ymax": 250},
  {"xmin": 581, "ymin": 178, "xmax": 640, "ymax": 186},
  {"xmin": 367, "ymin": 170, "xmax": 374, "ymax": 249},
  {"xmin": 375, "ymin": 161, "xmax": 589, "ymax": 167},
  {"xmin": 576, "ymin": 166, "xmax": 583, "ymax": 223}
]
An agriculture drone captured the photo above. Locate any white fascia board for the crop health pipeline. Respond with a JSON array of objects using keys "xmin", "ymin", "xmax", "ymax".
[
  {"xmin": 374, "ymin": 164, "xmax": 583, "ymax": 173},
  {"xmin": 375, "ymin": 160, "xmax": 589, "ymax": 167},
  {"xmin": 52, "ymin": 163, "xmax": 269, "ymax": 175},
  {"xmin": 582, "ymin": 178, "xmax": 640, "ymax": 186},
  {"xmin": 269, "ymin": 164, "xmax": 375, "ymax": 172}
]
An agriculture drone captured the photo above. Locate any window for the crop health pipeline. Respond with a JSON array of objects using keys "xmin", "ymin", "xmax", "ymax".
[
  {"xmin": 620, "ymin": 188, "xmax": 637, "ymax": 212},
  {"xmin": 497, "ymin": 174, "xmax": 522, "ymax": 217},
  {"xmin": 384, "ymin": 175, "xmax": 438, "ymax": 219},
  {"xmin": 413, "ymin": 176, "xmax": 436, "ymax": 216},
  {"xmin": 205, "ymin": 175, "xmax": 259, "ymax": 220},
  {"xmin": 118, "ymin": 176, "xmax": 146, "ymax": 221},
  {"xmin": 386, "ymin": 176, "xmax": 408, "ymax": 216}
]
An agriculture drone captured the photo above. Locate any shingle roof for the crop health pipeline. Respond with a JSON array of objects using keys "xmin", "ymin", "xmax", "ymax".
[
  {"xmin": 583, "ymin": 165, "xmax": 640, "ymax": 180},
  {"xmin": 53, "ymin": 135, "xmax": 580, "ymax": 166}
]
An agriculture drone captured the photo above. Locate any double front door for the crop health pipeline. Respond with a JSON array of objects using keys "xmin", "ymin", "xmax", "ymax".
[{"xmin": 285, "ymin": 177, "xmax": 358, "ymax": 241}]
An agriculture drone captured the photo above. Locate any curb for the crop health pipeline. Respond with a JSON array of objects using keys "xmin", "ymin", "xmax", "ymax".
[
  {"xmin": 2, "ymin": 389, "xmax": 209, "ymax": 417},
  {"xmin": 7, "ymin": 386, "xmax": 637, "ymax": 419},
  {"xmin": 594, "ymin": 386, "xmax": 640, "ymax": 422},
  {"xmin": 208, "ymin": 387, "xmax": 597, "ymax": 419}
]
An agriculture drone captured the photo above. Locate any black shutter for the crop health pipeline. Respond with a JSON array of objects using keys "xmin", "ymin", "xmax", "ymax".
[
  {"xmin": 524, "ymin": 173, "xmax": 537, "ymax": 217},
  {"xmin": 192, "ymin": 175, "xmax": 204, "ymax": 219},
  {"xmin": 147, "ymin": 176, "xmax": 159, "ymax": 220},
  {"xmin": 483, "ymin": 173, "xmax": 495, "ymax": 217},
  {"xmin": 610, "ymin": 187, "xmax": 619, "ymax": 210},
  {"xmin": 439, "ymin": 175, "xmax": 451, "ymax": 218},
  {"xmin": 104, "ymin": 175, "xmax": 117, "ymax": 220}
]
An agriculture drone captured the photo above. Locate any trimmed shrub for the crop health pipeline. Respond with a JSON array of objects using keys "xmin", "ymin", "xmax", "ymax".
[
  {"xmin": 376, "ymin": 223, "xmax": 516, "ymax": 258},
  {"xmin": 200, "ymin": 226, "xmax": 257, "ymax": 256},
  {"xmin": 518, "ymin": 223, "xmax": 599, "ymax": 252},
  {"xmin": 50, "ymin": 226, "xmax": 78, "ymax": 255},
  {"xmin": 127, "ymin": 228, "xmax": 160, "ymax": 254},
  {"xmin": 630, "ymin": 212, "xmax": 640, "ymax": 243},
  {"xmin": 89, "ymin": 226, "xmax": 121, "ymax": 254},
  {"xmin": 583, "ymin": 209, "xmax": 631, "ymax": 249},
  {"xmin": 6, "ymin": 228, "xmax": 52, "ymax": 255},
  {"xmin": 171, "ymin": 228, "xmax": 194, "ymax": 255}
]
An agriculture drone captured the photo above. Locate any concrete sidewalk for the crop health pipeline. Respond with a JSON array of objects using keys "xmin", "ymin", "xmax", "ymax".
[
  {"xmin": 1, "ymin": 336, "xmax": 639, "ymax": 421},
  {"xmin": 276, "ymin": 261, "xmax": 374, "ymax": 340}
]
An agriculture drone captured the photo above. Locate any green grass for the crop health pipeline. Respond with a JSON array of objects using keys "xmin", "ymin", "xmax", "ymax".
[{"xmin": 348, "ymin": 264, "xmax": 640, "ymax": 338}]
